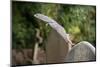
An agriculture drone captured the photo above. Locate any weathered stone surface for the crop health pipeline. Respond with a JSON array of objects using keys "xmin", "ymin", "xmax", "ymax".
[
  {"xmin": 64, "ymin": 41, "xmax": 96, "ymax": 62},
  {"xmin": 34, "ymin": 13, "xmax": 72, "ymax": 63},
  {"xmin": 45, "ymin": 30, "xmax": 70, "ymax": 63}
]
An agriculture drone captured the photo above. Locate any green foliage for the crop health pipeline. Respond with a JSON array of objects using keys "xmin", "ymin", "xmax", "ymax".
[
  {"xmin": 58, "ymin": 5, "xmax": 96, "ymax": 45},
  {"xmin": 12, "ymin": 1, "xmax": 96, "ymax": 49}
]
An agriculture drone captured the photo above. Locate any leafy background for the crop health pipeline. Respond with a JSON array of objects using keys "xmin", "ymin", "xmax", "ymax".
[{"xmin": 12, "ymin": 1, "xmax": 96, "ymax": 49}]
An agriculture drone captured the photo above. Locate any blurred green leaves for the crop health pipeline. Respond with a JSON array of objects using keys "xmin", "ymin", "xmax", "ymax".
[{"xmin": 12, "ymin": 1, "xmax": 96, "ymax": 49}]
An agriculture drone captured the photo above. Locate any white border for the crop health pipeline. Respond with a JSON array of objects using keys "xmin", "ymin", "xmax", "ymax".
[
  {"xmin": 0, "ymin": 0, "xmax": 10, "ymax": 67},
  {"xmin": 14, "ymin": 0, "xmax": 96, "ymax": 5},
  {"xmin": 0, "ymin": 0, "xmax": 99, "ymax": 67}
]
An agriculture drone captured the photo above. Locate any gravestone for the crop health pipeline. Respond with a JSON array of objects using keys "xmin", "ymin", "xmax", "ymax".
[
  {"xmin": 64, "ymin": 41, "xmax": 96, "ymax": 62},
  {"xmin": 45, "ymin": 29, "xmax": 70, "ymax": 63},
  {"xmin": 34, "ymin": 14, "xmax": 72, "ymax": 63}
]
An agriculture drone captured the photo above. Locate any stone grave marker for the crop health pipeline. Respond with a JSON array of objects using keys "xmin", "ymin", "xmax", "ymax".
[
  {"xmin": 64, "ymin": 41, "xmax": 96, "ymax": 62},
  {"xmin": 45, "ymin": 29, "xmax": 70, "ymax": 63}
]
